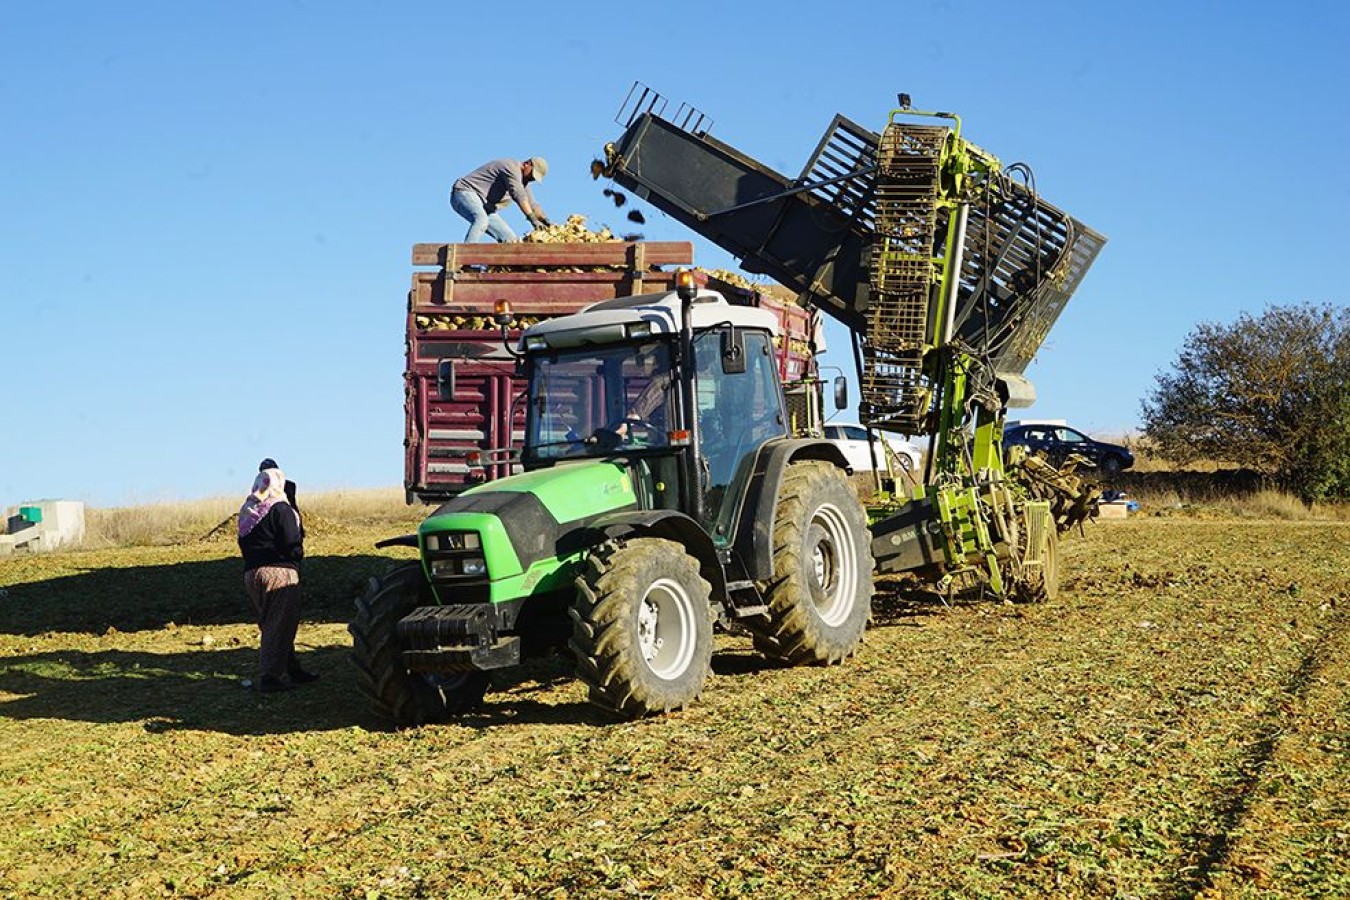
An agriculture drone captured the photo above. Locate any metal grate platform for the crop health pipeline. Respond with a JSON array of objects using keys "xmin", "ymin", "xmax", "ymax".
[
  {"xmin": 798, "ymin": 114, "xmax": 879, "ymax": 229},
  {"xmin": 602, "ymin": 96, "xmax": 1107, "ymax": 439},
  {"xmin": 862, "ymin": 123, "xmax": 949, "ymax": 433}
]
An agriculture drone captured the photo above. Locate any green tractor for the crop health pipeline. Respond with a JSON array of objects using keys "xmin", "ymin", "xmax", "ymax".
[{"xmin": 351, "ymin": 273, "xmax": 874, "ymax": 725}]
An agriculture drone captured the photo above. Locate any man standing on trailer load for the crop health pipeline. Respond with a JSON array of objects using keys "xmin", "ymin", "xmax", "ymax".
[{"xmin": 450, "ymin": 157, "xmax": 551, "ymax": 242}]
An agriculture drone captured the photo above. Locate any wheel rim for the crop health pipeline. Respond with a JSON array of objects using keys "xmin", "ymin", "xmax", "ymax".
[
  {"xmin": 808, "ymin": 502, "xmax": 858, "ymax": 626},
  {"xmin": 636, "ymin": 577, "xmax": 697, "ymax": 680}
]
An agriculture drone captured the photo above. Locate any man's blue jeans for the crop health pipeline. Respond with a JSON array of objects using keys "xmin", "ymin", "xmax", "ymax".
[{"xmin": 450, "ymin": 188, "xmax": 517, "ymax": 243}]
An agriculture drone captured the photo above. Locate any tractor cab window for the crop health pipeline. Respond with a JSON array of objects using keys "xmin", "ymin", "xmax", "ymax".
[
  {"xmin": 524, "ymin": 341, "xmax": 676, "ymax": 461},
  {"xmin": 694, "ymin": 327, "xmax": 786, "ymax": 542}
]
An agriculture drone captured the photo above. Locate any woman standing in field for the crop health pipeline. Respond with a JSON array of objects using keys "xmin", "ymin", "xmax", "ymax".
[{"xmin": 238, "ymin": 461, "xmax": 317, "ymax": 692}]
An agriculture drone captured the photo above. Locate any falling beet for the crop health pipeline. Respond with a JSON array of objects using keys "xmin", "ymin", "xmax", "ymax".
[{"xmin": 627, "ymin": 210, "xmax": 645, "ymax": 224}]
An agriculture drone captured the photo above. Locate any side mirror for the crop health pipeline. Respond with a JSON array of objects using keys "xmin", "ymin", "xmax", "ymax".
[
  {"xmin": 833, "ymin": 375, "xmax": 848, "ymax": 410},
  {"xmin": 721, "ymin": 327, "xmax": 746, "ymax": 374},
  {"xmin": 437, "ymin": 359, "xmax": 456, "ymax": 401}
]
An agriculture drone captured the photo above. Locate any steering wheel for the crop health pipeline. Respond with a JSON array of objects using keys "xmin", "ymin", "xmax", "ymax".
[
  {"xmin": 619, "ymin": 417, "xmax": 653, "ymax": 442},
  {"xmin": 589, "ymin": 417, "xmax": 652, "ymax": 452}
]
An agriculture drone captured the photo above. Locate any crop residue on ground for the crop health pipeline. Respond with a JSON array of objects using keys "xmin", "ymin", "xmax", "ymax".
[{"xmin": 2, "ymin": 519, "xmax": 1348, "ymax": 897}]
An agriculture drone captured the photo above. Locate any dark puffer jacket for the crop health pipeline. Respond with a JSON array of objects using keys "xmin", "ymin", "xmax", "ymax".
[{"xmin": 238, "ymin": 502, "xmax": 305, "ymax": 572}]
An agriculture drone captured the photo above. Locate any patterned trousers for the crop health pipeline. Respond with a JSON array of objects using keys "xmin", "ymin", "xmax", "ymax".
[{"xmin": 243, "ymin": 566, "xmax": 302, "ymax": 680}]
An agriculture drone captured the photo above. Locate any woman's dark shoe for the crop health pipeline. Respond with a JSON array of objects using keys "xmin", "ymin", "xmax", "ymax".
[
  {"xmin": 288, "ymin": 667, "xmax": 319, "ymax": 685},
  {"xmin": 257, "ymin": 675, "xmax": 293, "ymax": 693}
]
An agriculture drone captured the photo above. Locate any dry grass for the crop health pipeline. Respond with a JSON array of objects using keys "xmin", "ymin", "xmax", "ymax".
[
  {"xmin": 1109, "ymin": 474, "xmax": 1350, "ymax": 521},
  {"xmin": 83, "ymin": 495, "xmax": 237, "ymax": 548},
  {"xmin": 75, "ymin": 476, "xmax": 1345, "ymax": 554},
  {"xmin": 1214, "ymin": 489, "xmax": 1349, "ymax": 521},
  {"xmin": 83, "ymin": 488, "xmax": 427, "ymax": 549}
]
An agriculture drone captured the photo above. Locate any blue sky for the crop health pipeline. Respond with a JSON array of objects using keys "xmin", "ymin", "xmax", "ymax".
[{"xmin": 3, "ymin": 1, "xmax": 1346, "ymax": 507}]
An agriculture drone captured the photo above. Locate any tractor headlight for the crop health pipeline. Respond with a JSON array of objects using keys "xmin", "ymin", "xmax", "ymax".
[
  {"xmin": 425, "ymin": 531, "xmax": 488, "ymax": 581},
  {"xmin": 429, "ymin": 556, "xmax": 488, "ymax": 578}
]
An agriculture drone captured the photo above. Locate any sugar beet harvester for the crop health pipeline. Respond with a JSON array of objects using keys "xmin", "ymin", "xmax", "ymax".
[
  {"xmin": 350, "ymin": 93, "xmax": 1105, "ymax": 725},
  {"xmin": 598, "ymin": 90, "xmax": 1106, "ymax": 596}
]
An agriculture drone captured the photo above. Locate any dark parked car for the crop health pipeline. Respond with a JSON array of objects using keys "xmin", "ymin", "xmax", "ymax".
[{"xmin": 1003, "ymin": 423, "xmax": 1134, "ymax": 474}]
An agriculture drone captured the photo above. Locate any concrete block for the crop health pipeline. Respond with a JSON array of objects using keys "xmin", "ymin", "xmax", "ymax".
[
  {"xmin": 1096, "ymin": 501, "xmax": 1130, "ymax": 520},
  {"xmin": 4, "ymin": 500, "xmax": 85, "ymax": 550}
]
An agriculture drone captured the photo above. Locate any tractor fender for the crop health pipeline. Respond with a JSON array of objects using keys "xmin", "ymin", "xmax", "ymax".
[
  {"xmin": 588, "ymin": 509, "xmax": 727, "ymax": 602},
  {"xmin": 734, "ymin": 438, "xmax": 851, "ymax": 582}
]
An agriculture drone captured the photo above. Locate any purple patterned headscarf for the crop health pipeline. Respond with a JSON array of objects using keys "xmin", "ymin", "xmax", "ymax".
[{"xmin": 239, "ymin": 467, "xmax": 287, "ymax": 538}]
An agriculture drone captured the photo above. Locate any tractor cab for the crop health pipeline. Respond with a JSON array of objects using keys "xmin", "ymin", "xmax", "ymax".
[{"xmin": 517, "ymin": 286, "xmax": 788, "ymax": 543}]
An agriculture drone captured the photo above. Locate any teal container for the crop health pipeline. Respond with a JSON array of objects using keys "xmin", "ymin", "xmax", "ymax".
[{"xmin": 18, "ymin": 506, "xmax": 42, "ymax": 524}]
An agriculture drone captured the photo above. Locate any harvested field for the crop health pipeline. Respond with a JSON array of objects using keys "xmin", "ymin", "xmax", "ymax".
[{"xmin": 2, "ymin": 517, "xmax": 1348, "ymax": 897}]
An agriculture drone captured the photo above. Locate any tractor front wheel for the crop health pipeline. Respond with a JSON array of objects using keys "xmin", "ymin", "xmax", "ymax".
[
  {"xmin": 570, "ymin": 538, "xmax": 714, "ymax": 718},
  {"xmin": 349, "ymin": 562, "xmax": 489, "ymax": 727}
]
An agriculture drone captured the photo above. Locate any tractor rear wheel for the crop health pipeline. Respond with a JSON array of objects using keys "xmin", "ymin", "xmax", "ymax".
[
  {"xmin": 750, "ymin": 461, "xmax": 874, "ymax": 665},
  {"xmin": 570, "ymin": 538, "xmax": 714, "ymax": 717},
  {"xmin": 349, "ymin": 562, "xmax": 489, "ymax": 727}
]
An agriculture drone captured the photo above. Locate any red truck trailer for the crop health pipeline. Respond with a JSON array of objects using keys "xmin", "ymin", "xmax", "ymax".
[{"xmin": 404, "ymin": 241, "xmax": 819, "ymax": 504}]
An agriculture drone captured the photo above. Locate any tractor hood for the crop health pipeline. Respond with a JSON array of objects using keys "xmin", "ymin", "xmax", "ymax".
[{"xmin": 419, "ymin": 461, "xmax": 639, "ymax": 581}]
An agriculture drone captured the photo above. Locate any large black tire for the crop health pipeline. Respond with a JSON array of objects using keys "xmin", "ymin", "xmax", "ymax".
[
  {"xmin": 749, "ymin": 461, "xmax": 874, "ymax": 665},
  {"xmin": 1099, "ymin": 454, "xmax": 1123, "ymax": 476},
  {"xmin": 349, "ymin": 562, "xmax": 489, "ymax": 727},
  {"xmin": 570, "ymin": 538, "xmax": 714, "ymax": 718}
]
